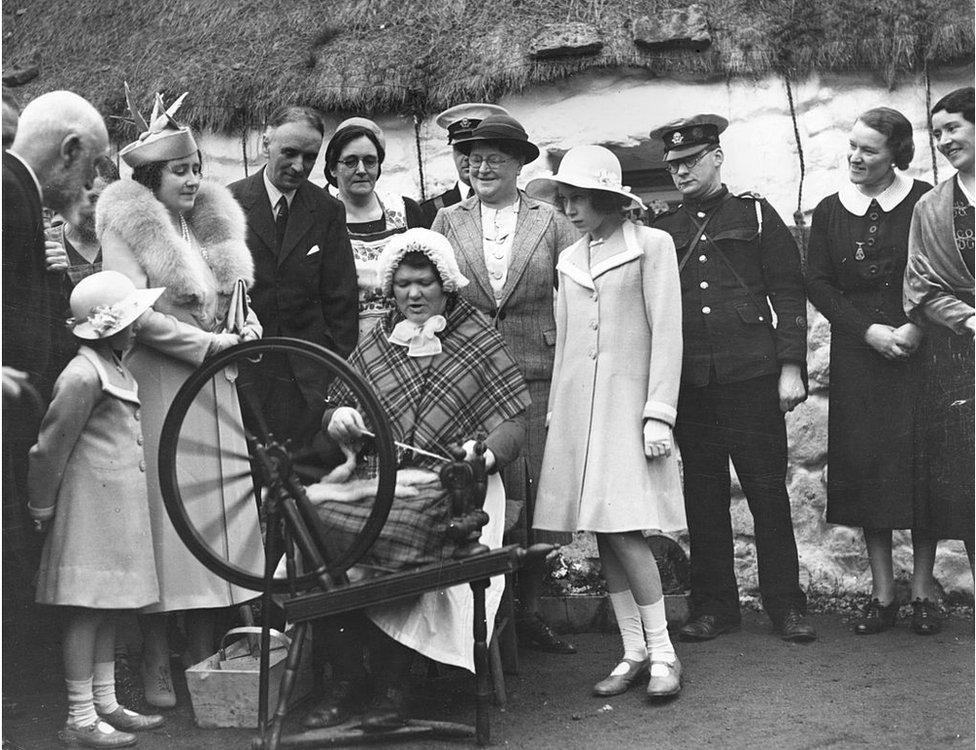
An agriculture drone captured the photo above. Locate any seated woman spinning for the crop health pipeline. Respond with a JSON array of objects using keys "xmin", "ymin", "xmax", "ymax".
[{"xmin": 303, "ymin": 227, "xmax": 530, "ymax": 730}]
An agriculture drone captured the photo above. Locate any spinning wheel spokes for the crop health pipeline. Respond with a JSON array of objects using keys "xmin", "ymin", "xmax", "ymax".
[{"xmin": 159, "ymin": 338, "xmax": 396, "ymax": 593}]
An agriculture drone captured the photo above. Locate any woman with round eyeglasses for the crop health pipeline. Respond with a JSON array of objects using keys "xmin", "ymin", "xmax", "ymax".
[
  {"xmin": 431, "ymin": 114, "xmax": 579, "ymax": 654},
  {"xmin": 324, "ymin": 119, "xmax": 425, "ymax": 337}
]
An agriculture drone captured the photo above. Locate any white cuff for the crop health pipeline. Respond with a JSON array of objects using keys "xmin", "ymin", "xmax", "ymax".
[
  {"xmin": 27, "ymin": 502, "xmax": 55, "ymax": 521},
  {"xmin": 642, "ymin": 401, "xmax": 676, "ymax": 426}
]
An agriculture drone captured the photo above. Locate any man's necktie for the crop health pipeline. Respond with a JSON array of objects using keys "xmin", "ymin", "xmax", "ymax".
[{"xmin": 275, "ymin": 196, "xmax": 289, "ymax": 252}]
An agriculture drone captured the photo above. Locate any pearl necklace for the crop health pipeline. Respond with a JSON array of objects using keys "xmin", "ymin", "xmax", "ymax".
[{"xmin": 180, "ymin": 213, "xmax": 209, "ymax": 263}]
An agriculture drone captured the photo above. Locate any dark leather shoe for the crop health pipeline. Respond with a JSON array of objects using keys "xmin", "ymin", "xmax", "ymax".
[
  {"xmin": 361, "ymin": 686, "xmax": 406, "ymax": 732},
  {"xmin": 853, "ymin": 598, "xmax": 899, "ymax": 635},
  {"xmin": 516, "ymin": 613, "xmax": 577, "ymax": 654},
  {"xmin": 774, "ymin": 608, "xmax": 817, "ymax": 642},
  {"xmin": 911, "ymin": 598, "xmax": 944, "ymax": 635},
  {"xmin": 302, "ymin": 681, "xmax": 364, "ymax": 729},
  {"xmin": 678, "ymin": 614, "xmax": 740, "ymax": 642}
]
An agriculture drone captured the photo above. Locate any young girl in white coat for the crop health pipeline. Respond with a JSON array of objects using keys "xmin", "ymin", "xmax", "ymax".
[
  {"xmin": 29, "ymin": 271, "xmax": 167, "ymax": 747},
  {"xmin": 530, "ymin": 146, "xmax": 687, "ymax": 700}
]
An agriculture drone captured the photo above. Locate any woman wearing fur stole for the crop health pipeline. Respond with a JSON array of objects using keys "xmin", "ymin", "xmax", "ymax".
[{"xmin": 97, "ymin": 91, "xmax": 263, "ymax": 708}]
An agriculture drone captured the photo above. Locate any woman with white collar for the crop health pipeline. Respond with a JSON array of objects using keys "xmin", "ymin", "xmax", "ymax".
[{"xmin": 806, "ymin": 107, "xmax": 933, "ymax": 635}]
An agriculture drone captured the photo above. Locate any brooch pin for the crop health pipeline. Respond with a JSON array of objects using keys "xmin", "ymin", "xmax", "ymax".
[{"xmin": 854, "ymin": 242, "xmax": 865, "ymax": 261}]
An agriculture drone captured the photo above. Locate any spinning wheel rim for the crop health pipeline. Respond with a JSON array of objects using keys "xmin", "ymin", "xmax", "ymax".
[{"xmin": 159, "ymin": 337, "xmax": 397, "ymax": 592}]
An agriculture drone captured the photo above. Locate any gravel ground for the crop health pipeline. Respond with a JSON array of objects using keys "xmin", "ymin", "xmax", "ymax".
[{"xmin": 3, "ymin": 607, "xmax": 972, "ymax": 749}]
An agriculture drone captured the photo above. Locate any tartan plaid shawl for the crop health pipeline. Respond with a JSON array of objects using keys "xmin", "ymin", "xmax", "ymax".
[{"xmin": 328, "ymin": 296, "xmax": 530, "ymax": 473}]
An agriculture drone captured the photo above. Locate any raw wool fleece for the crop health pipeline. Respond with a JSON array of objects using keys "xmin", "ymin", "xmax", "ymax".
[{"xmin": 95, "ymin": 179, "xmax": 254, "ymax": 302}]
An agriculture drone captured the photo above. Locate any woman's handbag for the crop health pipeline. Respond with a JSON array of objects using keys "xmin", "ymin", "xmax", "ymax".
[{"xmin": 184, "ymin": 626, "xmax": 313, "ymax": 728}]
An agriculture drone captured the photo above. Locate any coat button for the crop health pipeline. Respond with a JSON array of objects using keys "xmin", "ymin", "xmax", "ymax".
[
  {"xmin": 588, "ymin": 349, "xmax": 597, "ymax": 359},
  {"xmin": 869, "ymin": 225, "xmax": 877, "ymax": 234},
  {"xmin": 137, "ymin": 435, "xmax": 144, "ymax": 446},
  {"xmin": 590, "ymin": 292, "xmax": 598, "ymax": 301},
  {"xmin": 134, "ymin": 410, "xmax": 141, "ymax": 421},
  {"xmin": 702, "ymin": 306, "xmax": 712, "ymax": 314},
  {"xmin": 700, "ymin": 281, "xmax": 709, "ymax": 289},
  {"xmin": 498, "ymin": 311, "xmax": 507, "ymax": 321},
  {"xmin": 139, "ymin": 460, "xmax": 146, "ymax": 472},
  {"xmin": 698, "ymin": 254, "xmax": 707, "ymax": 263},
  {"xmin": 697, "ymin": 211, "xmax": 706, "ymax": 218},
  {"xmin": 589, "ymin": 320, "xmax": 598, "ymax": 330},
  {"xmin": 701, "ymin": 234, "xmax": 708, "ymax": 241}
]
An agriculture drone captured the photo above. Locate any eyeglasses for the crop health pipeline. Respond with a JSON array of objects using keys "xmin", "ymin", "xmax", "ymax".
[
  {"xmin": 665, "ymin": 147, "xmax": 717, "ymax": 174},
  {"xmin": 337, "ymin": 155, "xmax": 379, "ymax": 170},
  {"xmin": 468, "ymin": 154, "xmax": 510, "ymax": 169}
]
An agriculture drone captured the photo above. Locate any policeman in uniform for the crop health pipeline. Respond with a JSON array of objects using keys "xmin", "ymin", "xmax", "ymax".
[
  {"xmin": 416, "ymin": 102, "xmax": 508, "ymax": 227},
  {"xmin": 650, "ymin": 114, "xmax": 816, "ymax": 642}
]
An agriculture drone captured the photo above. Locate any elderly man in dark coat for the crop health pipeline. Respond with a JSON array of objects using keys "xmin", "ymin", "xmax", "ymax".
[
  {"xmin": 2, "ymin": 90, "xmax": 109, "ymax": 596},
  {"xmin": 650, "ymin": 114, "xmax": 816, "ymax": 643},
  {"xmin": 228, "ymin": 105, "xmax": 358, "ymax": 442}
]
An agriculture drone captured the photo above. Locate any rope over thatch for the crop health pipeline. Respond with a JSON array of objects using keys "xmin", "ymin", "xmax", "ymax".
[{"xmin": 2, "ymin": 0, "xmax": 973, "ymax": 136}]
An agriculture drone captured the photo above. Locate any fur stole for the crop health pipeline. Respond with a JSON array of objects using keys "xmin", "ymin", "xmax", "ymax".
[{"xmin": 96, "ymin": 179, "xmax": 253, "ymax": 302}]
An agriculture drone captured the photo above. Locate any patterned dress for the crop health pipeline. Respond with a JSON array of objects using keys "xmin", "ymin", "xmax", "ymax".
[{"xmin": 347, "ymin": 196, "xmax": 410, "ymax": 338}]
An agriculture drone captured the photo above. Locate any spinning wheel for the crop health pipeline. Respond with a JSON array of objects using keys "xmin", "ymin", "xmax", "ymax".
[
  {"xmin": 158, "ymin": 337, "xmax": 397, "ymax": 593},
  {"xmin": 158, "ymin": 337, "xmax": 543, "ymax": 747}
]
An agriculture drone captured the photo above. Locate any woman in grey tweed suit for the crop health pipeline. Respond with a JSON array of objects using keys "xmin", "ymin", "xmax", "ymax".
[{"xmin": 431, "ymin": 114, "xmax": 579, "ymax": 653}]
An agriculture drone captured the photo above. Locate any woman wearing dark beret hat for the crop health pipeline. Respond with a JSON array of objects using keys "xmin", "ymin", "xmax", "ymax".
[{"xmin": 432, "ymin": 113, "xmax": 580, "ymax": 654}]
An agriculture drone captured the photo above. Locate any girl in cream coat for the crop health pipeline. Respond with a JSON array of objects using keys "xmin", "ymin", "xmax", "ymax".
[{"xmin": 530, "ymin": 146, "xmax": 686, "ymax": 701}]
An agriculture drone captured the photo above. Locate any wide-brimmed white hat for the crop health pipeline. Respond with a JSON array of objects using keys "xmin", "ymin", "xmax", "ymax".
[
  {"xmin": 526, "ymin": 145, "xmax": 646, "ymax": 210},
  {"xmin": 377, "ymin": 228, "xmax": 469, "ymax": 296},
  {"xmin": 68, "ymin": 270, "xmax": 165, "ymax": 339}
]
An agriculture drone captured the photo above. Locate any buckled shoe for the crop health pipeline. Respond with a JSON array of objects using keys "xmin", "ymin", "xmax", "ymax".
[
  {"xmin": 646, "ymin": 656, "xmax": 682, "ymax": 699},
  {"xmin": 592, "ymin": 659, "xmax": 648, "ymax": 697}
]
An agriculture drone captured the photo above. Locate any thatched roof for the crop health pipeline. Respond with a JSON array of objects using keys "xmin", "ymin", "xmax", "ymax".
[{"xmin": 2, "ymin": 0, "xmax": 972, "ymax": 136}]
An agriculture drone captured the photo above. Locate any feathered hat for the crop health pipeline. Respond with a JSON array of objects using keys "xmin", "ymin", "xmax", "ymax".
[{"xmin": 118, "ymin": 83, "xmax": 198, "ymax": 168}]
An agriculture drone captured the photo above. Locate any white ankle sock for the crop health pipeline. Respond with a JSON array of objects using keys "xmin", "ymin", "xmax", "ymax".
[
  {"xmin": 65, "ymin": 677, "xmax": 98, "ymax": 728},
  {"xmin": 608, "ymin": 590, "xmax": 647, "ymax": 662},
  {"xmin": 92, "ymin": 661, "xmax": 120, "ymax": 715},
  {"xmin": 638, "ymin": 599, "xmax": 676, "ymax": 664}
]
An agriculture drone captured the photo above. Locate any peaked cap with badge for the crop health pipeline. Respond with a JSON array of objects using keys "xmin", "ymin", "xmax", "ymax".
[
  {"xmin": 435, "ymin": 103, "xmax": 510, "ymax": 145},
  {"xmin": 650, "ymin": 114, "xmax": 729, "ymax": 162}
]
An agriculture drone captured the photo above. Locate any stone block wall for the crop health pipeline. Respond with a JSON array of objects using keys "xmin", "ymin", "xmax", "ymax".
[{"xmin": 179, "ymin": 65, "xmax": 974, "ymax": 598}]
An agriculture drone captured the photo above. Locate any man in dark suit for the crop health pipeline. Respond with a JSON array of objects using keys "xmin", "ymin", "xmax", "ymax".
[
  {"xmin": 650, "ymin": 114, "xmax": 816, "ymax": 643},
  {"xmin": 3, "ymin": 90, "xmax": 109, "ymax": 597},
  {"xmin": 416, "ymin": 103, "xmax": 509, "ymax": 228},
  {"xmin": 228, "ymin": 105, "xmax": 358, "ymax": 443}
]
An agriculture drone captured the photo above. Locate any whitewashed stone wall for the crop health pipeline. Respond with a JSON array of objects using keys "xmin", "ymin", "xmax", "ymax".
[{"xmin": 186, "ymin": 66, "xmax": 973, "ymax": 597}]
